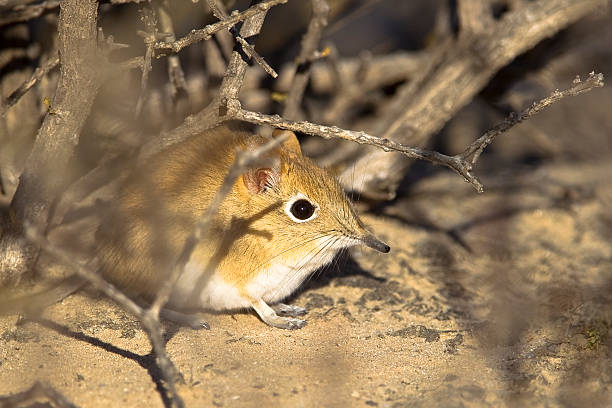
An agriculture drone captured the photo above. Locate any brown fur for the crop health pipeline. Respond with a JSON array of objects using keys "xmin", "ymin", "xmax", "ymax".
[{"xmin": 97, "ymin": 125, "xmax": 375, "ymax": 303}]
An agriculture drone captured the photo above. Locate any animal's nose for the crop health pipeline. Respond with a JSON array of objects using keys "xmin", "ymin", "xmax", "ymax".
[{"xmin": 361, "ymin": 234, "xmax": 390, "ymax": 253}]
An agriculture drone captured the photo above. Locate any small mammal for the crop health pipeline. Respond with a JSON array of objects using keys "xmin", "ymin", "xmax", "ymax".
[{"xmin": 4, "ymin": 126, "xmax": 389, "ymax": 329}]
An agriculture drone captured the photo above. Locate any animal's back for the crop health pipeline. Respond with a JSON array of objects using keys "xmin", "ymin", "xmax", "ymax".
[{"xmin": 96, "ymin": 126, "xmax": 250, "ymax": 298}]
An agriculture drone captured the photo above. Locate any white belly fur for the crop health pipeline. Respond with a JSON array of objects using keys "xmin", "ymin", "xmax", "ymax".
[
  {"xmin": 247, "ymin": 249, "xmax": 338, "ymax": 304},
  {"xmin": 169, "ymin": 249, "xmax": 339, "ymax": 311}
]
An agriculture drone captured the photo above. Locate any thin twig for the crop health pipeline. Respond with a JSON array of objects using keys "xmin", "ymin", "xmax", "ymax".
[
  {"xmin": 2, "ymin": 53, "xmax": 60, "ymax": 114},
  {"xmin": 461, "ymin": 72, "xmax": 605, "ymax": 166},
  {"xmin": 24, "ymin": 223, "xmax": 185, "ymax": 408},
  {"xmin": 282, "ymin": 0, "xmax": 330, "ymax": 119},
  {"xmin": 135, "ymin": 5, "xmax": 157, "ymax": 118},
  {"xmin": 156, "ymin": 0, "xmax": 188, "ymax": 103},
  {"xmin": 232, "ymin": 103, "xmax": 472, "ymax": 183},
  {"xmin": 154, "ymin": 0, "xmax": 288, "ymax": 55},
  {"xmin": 234, "ymin": 35, "xmax": 278, "ymax": 78}
]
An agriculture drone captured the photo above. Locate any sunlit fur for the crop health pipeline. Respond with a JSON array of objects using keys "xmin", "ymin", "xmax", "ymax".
[{"xmin": 96, "ymin": 125, "xmax": 376, "ymax": 313}]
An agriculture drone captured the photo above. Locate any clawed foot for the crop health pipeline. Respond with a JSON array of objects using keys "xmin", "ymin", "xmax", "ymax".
[
  {"xmin": 270, "ymin": 316, "xmax": 307, "ymax": 330},
  {"xmin": 251, "ymin": 299, "xmax": 307, "ymax": 330},
  {"xmin": 272, "ymin": 303, "xmax": 308, "ymax": 317}
]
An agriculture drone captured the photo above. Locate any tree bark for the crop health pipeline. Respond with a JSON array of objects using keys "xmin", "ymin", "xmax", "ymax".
[{"xmin": 0, "ymin": 0, "xmax": 100, "ymax": 284}]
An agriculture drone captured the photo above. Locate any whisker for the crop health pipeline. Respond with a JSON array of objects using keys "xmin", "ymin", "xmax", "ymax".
[
  {"xmin": 269, "ymin": 234, "xmax": 337, "ymax": 294},
  {"xmin": 294, "ymin": 235, "xmax": 341, "ymax": 292},
  {"xmin": 245, "ymin": 230, "xmax": 337, "ymax": 278},
  {"xmin": 266, "ymin": 233, "xmax": 340, "ymax": 301}
]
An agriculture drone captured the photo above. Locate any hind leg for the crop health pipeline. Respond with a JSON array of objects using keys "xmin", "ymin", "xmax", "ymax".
[{"xmin": 160, "ymin": 309, "xmax": 210, "ymax": 330}]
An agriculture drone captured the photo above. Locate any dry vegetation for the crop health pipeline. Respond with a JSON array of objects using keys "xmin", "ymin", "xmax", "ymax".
[{"xmin": 0, "ymin": 0, "xmax": 611, "ymax": 407}]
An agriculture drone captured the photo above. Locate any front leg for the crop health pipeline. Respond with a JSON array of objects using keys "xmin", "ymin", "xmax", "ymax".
[{"xmin": 250, "ymin": 298, "xmax": 307, "ymax": 330}]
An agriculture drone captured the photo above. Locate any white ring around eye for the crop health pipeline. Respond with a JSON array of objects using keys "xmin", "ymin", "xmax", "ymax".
[{"xmin": 284, "ymin": 193, "xmax": 319, "ymax": 223}]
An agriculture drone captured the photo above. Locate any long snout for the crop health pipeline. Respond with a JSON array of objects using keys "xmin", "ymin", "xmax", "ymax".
[{"xmin": 361, "ymin": 234, "xmax": 390, "ymax": 253}]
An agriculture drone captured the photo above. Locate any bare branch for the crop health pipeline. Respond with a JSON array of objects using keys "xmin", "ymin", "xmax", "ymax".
[
  {"xmin": 461, "ymin": 72, "xmax": 605, "ymax": 167},
  {"xmin": 2, "ymin": 53, "xmax": 59, "ymax": 114},
  {"xmin": 156, "ymin": 0, "xmax": 188, "ymax": 103},
  {"xmin": 134, "ymin": 5, "xmax": 157, "ymax": 118},
  {"xmin": 0, "ymin": 0, "xmax": 59, "ymax": 26},
  {"xmin": 232, "ymin": 104, "xmax": 475, "ymax": 184},
  {"xmin": 2, "ymin": 0, "xmax": 101, "ymax": 284},
  {"xmin": 349, "ymin": 0, "xmax": 607, "ymax": 198},
  {"xmin": 153, "ymin": 0, "xmax": 288, "ymax": 55},
  {"xmin": 232, "ymin": 72, "xmax": 604, "ymax": 192},
  {"xmin": 282, "ymin": 0, "xmax": 330, "ymax": 119},
  {"xmin": 234, "ymin": 35, "xmax": 278, "ymax": 78}
]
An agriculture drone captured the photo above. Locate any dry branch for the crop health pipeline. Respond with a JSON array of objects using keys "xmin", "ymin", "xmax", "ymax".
[
  {"xmin": 1, "ymin": 0, "xmax": 101, "ymax": 285},
  {"xmin": 232, "ymin": 72, "xmax": 604, "ymax": 192},
  {"xmin": 460, "ymin": 72, "xmax": 604, "ymax": 168},
  {"xmin": 234, "ymin": 35, "xmax": 278, "ymax": 78},
  {"xmin": 153, "ymin": 0, "xmax": 288, "ymax": 55},
  {"xmin": 349, "ymin": 0, "xmax": 607, "ymax": 198},
  {"xmin": 1, "ymin": 54, "xmax": 59, "ymax": 113},
  {"xmin": 138, "ymin": 0, "xmax": 284, "ymax": 159},
  {"xmin": 282, "ymin": 0, "xmax": 330, "ymax": 120},
  {"xmin": 0, "ymin": 0, "xmax": 59, "ymax": 26},
  {"xmin": 156, "ymin": 0, "xmax": 188, "ymax": 103}
]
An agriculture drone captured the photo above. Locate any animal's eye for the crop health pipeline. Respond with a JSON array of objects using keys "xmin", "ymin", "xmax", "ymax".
[{"xmin": 290, "ymin": 199, "xmax": 316, "ymax": 221}]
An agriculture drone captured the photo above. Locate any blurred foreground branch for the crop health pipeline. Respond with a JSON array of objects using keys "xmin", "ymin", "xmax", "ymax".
[
  {"xmin": 24, "ymin": 223, "xmax": 185, "ymax": 408},
  {"xmin": 0, "ymin": 381, "xmax": 76, "ymax": 408}
]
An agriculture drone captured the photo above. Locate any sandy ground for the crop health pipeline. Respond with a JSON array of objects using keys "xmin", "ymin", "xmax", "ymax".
[{"xmin": 1, "ymin": 160, "xmax": 611, "ymax": 407}]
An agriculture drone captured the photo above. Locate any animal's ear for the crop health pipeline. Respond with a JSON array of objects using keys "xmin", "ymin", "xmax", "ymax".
[
  {"xmin": 272, "ymin": 129, "xmax": 302, "ymax": 156},
  {"xmin": 243, "ymin": 167, "xmax": 280, "ymax": 194}
]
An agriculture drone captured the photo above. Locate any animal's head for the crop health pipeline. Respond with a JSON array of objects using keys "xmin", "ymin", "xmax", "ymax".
[{"xmin": 237, "ymin": 129, "xmax": 389, "ymax": 271}]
